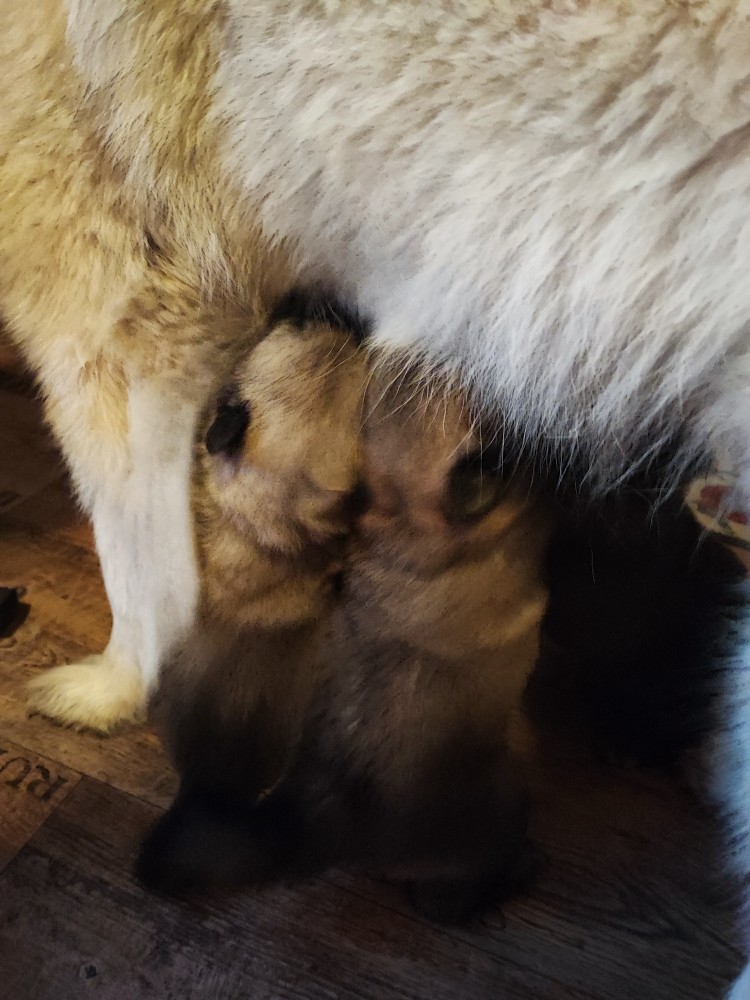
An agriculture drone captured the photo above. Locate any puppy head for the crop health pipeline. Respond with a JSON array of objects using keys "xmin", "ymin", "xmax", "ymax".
[
  {"xmin": 343, "ymin": 363, "xmax": 554, "ymax": 672},
  {"xmin": 203, "ymin": 316, "xmax": 367, "ymax": 555},
  {"xmin": 358, "ymin": 364, "xmax": 543, "ymax": 571},
  {"xmin": 194, "ymin": 311, "xmax": 369, "ymax": 628}
]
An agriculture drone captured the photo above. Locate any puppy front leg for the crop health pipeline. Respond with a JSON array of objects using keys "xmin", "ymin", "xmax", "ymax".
[{"xmin": 27, "ymin": 381, "xmax": 202, "ymax": 732}]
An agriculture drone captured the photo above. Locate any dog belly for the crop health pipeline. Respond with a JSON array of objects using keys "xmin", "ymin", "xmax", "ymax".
[
  {"xmin": 55, "ymin": 1, "xmax": 750, "ymax": 489},
  {"xmin": 210, "ymin": 1, "xmax": 750, "ymax": 488}
]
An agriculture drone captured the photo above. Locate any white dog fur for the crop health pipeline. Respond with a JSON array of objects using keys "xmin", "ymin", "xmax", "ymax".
[{"xmin": 1, "ymin": 2, "xmax": 749, "ymax": 994}]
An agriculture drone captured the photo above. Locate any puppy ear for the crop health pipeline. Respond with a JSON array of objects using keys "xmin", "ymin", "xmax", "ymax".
[{"xmin": 136, "ymin": 787, "xmax": 263, "ymax": 894}]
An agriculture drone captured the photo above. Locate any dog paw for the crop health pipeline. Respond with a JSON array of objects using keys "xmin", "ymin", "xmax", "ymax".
[{"xmin": 26, "ymin": 653, "xmax": 146, "ymax": 733}]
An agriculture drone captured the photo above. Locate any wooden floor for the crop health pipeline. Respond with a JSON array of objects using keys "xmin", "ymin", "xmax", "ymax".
[{"xmin": 0, "ymin": 356, "xmax": 744, "ymax": 1000}]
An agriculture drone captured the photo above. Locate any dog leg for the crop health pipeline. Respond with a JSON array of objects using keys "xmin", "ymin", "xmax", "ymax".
[{"xmin": 26, "ymin": 380, "xmax": 202, "ymax": 732}]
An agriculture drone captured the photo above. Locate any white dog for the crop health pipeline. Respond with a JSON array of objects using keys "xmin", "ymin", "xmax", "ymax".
[{"xmin": 1, "ymin": 2, "xmax": 748, "ymax": 994}]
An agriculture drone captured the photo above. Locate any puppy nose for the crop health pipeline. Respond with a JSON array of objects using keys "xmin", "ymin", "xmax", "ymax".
[{"xmin": 205, "ymin": 401, "xmax": 250, "ymax": 456}]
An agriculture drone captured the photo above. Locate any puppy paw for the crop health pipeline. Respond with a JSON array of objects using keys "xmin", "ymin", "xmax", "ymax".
[
  {"xmin": 405, "ymin": 841, "xmax": 536, "ymax": 924},
  {"xmin": 136, "ymin": 792, "xmax": 278, "ymax": 895},
  {"xmin": 26, "ymin": 654, "xmax": 146, "ymax": 733}
]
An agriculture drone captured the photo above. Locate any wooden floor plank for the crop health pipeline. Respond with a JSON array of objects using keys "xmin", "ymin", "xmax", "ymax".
[
  {"xmin": 328, "ymin": 750, "xmax": 742, "ymax": 1000},
  {"xmin": 0, "ymin": 779, "xmax": 565, "ymax": 1000},
  {"xmin": 0, "ymin": 772, "xmax": 741, "ymax": 1000},
  {"xmin": 0, "ymin": 737, "xmax": 80, "ymax": 872}
]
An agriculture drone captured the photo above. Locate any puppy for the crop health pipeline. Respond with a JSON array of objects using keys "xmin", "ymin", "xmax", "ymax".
[
  {"xmin": 156, "ymin": 301, "xmax": 368, "ymax": 802},
  {"xmin": 138, "ymin": 314, "xmax": 552, "ymax": 921}
]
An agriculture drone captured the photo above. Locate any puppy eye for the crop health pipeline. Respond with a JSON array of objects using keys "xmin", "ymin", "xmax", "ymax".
[
  {"xmin": 205, "ymin": 398, "xmax": 250, "ymax": 456},
  {"xmin": 444, "ymin": 451, "xmax": 505, "ymax": 523}
]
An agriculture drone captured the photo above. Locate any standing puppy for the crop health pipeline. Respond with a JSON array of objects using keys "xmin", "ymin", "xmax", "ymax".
[{"xmin": 151, "ymin": 300, "xmax": 368, "ymax": 818}]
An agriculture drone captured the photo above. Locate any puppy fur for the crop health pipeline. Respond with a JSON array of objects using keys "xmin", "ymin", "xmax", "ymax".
[
  {"xmin": 154, "ymin": 311, "xmax": 367, "ymax": 797},
  {"xmin": 1, "ymin": 3, "xmax": 749, "ymax": 991},
  {"xmin": 140, "ymin": 321, "xmax": 551, "ymax": 919}
]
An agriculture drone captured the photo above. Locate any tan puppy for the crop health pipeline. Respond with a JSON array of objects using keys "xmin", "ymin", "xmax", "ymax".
[
  {"xmin": 159, "ymin": 300, "xmax": 368, "ymax": 795},
  {"xmin": 139, "ymin": 309, "xmax": 552, "ymax": 920}
]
